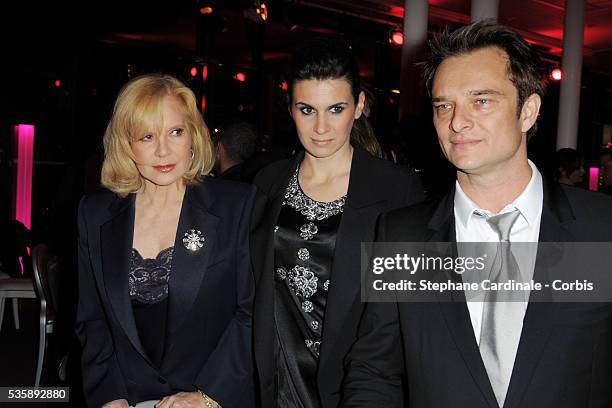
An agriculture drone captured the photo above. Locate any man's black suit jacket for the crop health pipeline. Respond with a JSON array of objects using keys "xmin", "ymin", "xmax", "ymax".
[
  {"xmin": 76, "ymin": 179, "xmax": 257, "ymax": 408},
  {"xmin": 251, "ymin": 146, "xmax": 425, "ymax": 408},
  {"xmin": 341, "ymin": 180, "xmax": 612, "ymax": 408}
]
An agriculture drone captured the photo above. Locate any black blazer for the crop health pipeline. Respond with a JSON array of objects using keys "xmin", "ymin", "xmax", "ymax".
[
  {"xmin": 341, "ymin": 180, "xmax": 612, "ymax": 408},
  {"xmin": 251, "ymin": 146, "xmax": 425, "ymax": 408},
  {"xmin": 75, "ymin": 179, "xmax": 257, "ymax": 408}
]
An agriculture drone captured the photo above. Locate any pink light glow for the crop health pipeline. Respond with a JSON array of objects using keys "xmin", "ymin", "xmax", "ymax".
[
  {"xmin": 589, "ymin": 167, "xmax": 599, "ymax": 191},
  {"xmin": 14, "ymin": 124, "xmax": 35, "ymax": 230},
  {"xmin": 18, "ymin": 256, "xmax": 25, "ymax": 276},
  {"xmin": 235, "ymin": 72, "xmax": 246, "ymax": 82}
]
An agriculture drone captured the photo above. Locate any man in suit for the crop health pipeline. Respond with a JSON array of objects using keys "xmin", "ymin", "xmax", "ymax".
[{"xmin": 341, "ymin": 21, "xmax": 612, "ymax": 408}]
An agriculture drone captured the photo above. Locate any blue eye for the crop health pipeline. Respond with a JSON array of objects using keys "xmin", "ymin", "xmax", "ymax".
[
  {"xmin": 476, "ymin": 98, "xmax": 489, "ymax": 105},
  {"xmin": 434, "ymin": 103, "xmax": 452, "ymax": 112}
]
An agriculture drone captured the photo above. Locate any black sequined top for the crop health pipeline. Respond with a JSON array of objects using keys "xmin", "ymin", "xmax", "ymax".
[{"xmin": 129, "ymin": 246, "xmax": 173, "ymax": 368}]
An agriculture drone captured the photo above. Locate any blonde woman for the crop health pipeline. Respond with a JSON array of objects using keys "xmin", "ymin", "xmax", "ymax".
[{"xmin": 76, "ymin": 74, "xmax": 256, "ymax": 408}]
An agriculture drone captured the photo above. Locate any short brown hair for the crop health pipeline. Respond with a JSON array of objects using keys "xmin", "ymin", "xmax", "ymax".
[
  {"xmin": 423, "ymin": 20, "xmax": 546, "ymax": 138},
  {"xmin": 101, "ymin": 74, "xmax": 214, "ymax": 196}
]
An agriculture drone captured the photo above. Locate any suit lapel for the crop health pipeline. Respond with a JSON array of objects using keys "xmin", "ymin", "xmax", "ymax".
[
  {"xmin": 251, "ymin": 191, "xmax": 285, "ymax": 388},
  {"xmin": 438, "ymin": 298, "xmax": 500, "ymax": 408},
  {"xmin": 438, "ymin": 297, "xmax": 499, "ymax": 408},
  {"xmin": 100, "ymin": 193, "xmax": 150, "ymax": 363},
  {"xmin": 503, "ymin": 180, "xmax": 574, "ymax": 408},
  {"xmin": 429, "ymin": 190, "xmax": 500, "ymax": 408},
  {"xmin": 251, "ymin": 153, "xmax": 302, "ymax": 284},
  {"xmin": 318, "ymin": 203, "xmax": 366, "ymax": 367},
  {"xmin": 252, "ymin": 153, "xmax": 302, "ymax": 391},
  {"xmin": 166, "ymin": 183, "xmax": 220, "ymax": 334},
  {"xmin": 319, "ymin": 148, "xmax": 387, "ymax": 368}
]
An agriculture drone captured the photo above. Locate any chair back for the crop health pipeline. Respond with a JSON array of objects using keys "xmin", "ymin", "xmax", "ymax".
[
  {"xmin": 32, "ymin": 244, "xmax": 58, "ymax": 316},
  {"xmin": 0, "ymin": 219, "xmax": 33, "ymax": 277}
]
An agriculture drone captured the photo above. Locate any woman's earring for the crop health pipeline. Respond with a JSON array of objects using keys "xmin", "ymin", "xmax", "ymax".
[{"xmin": 191, "ymin": 149, "xmax": 195, "ymax": 160}]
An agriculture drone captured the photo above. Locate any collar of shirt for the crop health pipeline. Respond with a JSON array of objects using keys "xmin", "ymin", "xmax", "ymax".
[{"xmin": 454, "ymin": 160, "xmax": 543, "ymax": 229}]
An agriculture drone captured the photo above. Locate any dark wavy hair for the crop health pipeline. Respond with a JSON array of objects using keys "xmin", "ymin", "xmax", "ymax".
[
  {"xmin": 288, "ymin": 36, "xmax": 382, "ymax": 157},
  {"xmin": 422, "ymin": 20, "xmax": 546, "ymax": 139}
]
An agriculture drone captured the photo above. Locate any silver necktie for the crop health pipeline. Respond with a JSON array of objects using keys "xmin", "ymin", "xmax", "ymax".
[{"xmin": 480, "ymin": 209, "xmax": 523, "ymax": 407}]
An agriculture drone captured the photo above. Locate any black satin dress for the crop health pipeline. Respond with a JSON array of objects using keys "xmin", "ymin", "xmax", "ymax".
[{"xmin": 273, "ymin": 167, "xmax": 345, "ymax": 408}]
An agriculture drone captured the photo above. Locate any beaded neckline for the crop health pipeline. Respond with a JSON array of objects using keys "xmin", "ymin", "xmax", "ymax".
[{"xmin": 284, "ymin": 165, "xmax": 346, "ymax": 221}]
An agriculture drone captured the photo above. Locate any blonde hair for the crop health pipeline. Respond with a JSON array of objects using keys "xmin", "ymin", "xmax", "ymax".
[{"xmin": 101, "ymin": 73, "xmax": 214, "ymax": 196}]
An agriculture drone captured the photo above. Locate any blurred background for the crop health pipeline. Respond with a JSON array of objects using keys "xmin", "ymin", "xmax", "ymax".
[{"xmin": 1, "ymin": 0, "xmax": 611, "ymax": 405}]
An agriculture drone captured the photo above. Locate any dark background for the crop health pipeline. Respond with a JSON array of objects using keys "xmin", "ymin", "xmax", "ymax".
[{"xmin": 0, "ymin": 0, "xmax": 611, "ymax": 401}]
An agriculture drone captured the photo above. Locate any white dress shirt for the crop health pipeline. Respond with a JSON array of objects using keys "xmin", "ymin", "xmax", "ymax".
[{"xmin": 454, "ymin": 160, "xmax": 543, "ymax": 345}]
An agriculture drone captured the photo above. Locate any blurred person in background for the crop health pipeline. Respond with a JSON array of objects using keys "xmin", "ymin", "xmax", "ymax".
[
  {"xmin": 554, "ymin": 147, "xmax": 585, "ymax": 186},
  {"xmin": 213, "ymin": 122, "xmax": 258, "ymax": 182},
  {"xmin": 599, "ymin": 144, "xmax": 612, "ymax": 194}
]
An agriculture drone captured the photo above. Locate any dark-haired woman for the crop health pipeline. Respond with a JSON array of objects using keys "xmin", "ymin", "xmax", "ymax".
[{"xmin": 251, "ymin": 37, "xmax": 425, "ymax": 408}]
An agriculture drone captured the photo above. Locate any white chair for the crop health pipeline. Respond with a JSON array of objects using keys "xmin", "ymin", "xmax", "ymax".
[
  {"xmin": 0, "ymin": 273, "xmax": 36, "ymax": 332},
  {"xmin": 31, "ymin": 244, "xmax": 58, "ymax": 387}
]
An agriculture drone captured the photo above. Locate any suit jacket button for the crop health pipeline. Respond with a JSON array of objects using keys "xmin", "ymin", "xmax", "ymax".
[{"xmin": 158, "ymin": 376, "xmax": 167, "ymax": 384}]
